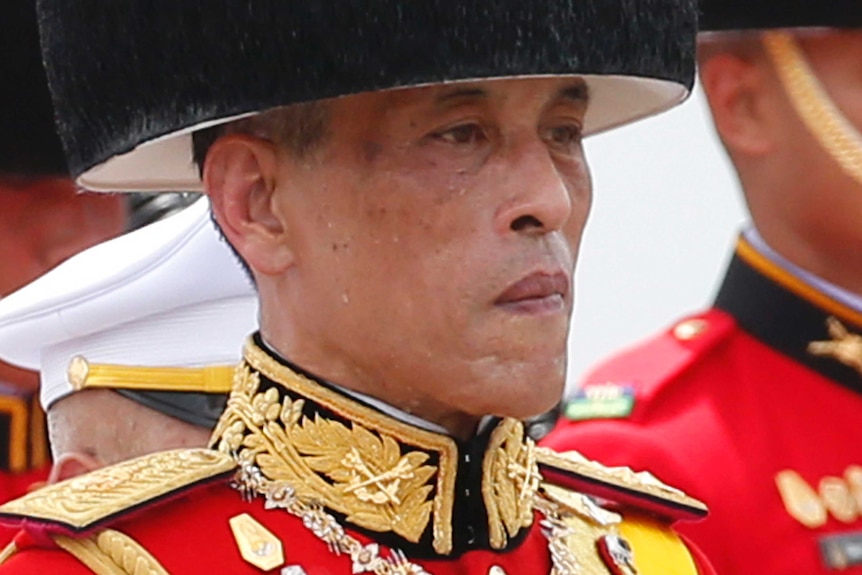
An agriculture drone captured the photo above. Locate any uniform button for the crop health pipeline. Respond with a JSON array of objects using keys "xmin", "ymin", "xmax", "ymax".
[
  {"xmin": 466, "ymin": 524, "xmax": 476, "ymax": 545},
  {"xmin": 67, "ymin": 355, "xmax": 90, "ymax": 390},
  {"xmin": 673, "ymin": 319, "xmax": 708, "ymax": 341}
]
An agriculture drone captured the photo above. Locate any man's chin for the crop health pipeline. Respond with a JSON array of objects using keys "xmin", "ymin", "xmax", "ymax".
[
  {"xmin": 491, "ymin": 391, "xmax": 562, "ymax": 422},
  {"xmin": 474, "ymin": 368, "xmax": 565, "ymax": 420}
]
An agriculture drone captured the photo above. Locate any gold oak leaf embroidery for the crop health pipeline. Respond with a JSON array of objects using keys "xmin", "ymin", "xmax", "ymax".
[
  {"xmin": 290, "ymin": 415, "xmax": 435, "ymax": 539},
  {"xmin": 216, "ymin": 364, "xmax": 437, "ymax": 543},
  {"xmin": 484, "ymin": 419, "xmax": 538, "ymax": 549}
]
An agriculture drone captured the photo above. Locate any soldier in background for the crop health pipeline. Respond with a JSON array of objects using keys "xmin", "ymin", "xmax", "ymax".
[
  {"xmin": 0, "ymin": 199, "xmax": 256, "ymax": 483},
  {"xmin": 544, "ymin": 2, "xmax": 862, "ymax": 573},
  {"xmin": 0, "ymin": 2, "xmax": 713, "ymax": 574},
  {"xmin": 0, "ymin": 0, "xmax": 125, "ymax": 497}
]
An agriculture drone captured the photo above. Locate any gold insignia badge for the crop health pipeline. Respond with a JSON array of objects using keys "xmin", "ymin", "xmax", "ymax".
[
  {"xmin": 775, "ymin": 470, "xmax": 827, "ymax": 528},
  {"xmin": 808, "ymin": 317, "xmax": 862, "ymax": 375},
  {"xmin": 229, "ymin": 513, "xmax": 285, "ymax": 572}
]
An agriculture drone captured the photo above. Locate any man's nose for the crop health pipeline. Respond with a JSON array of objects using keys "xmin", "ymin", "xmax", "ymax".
[{"xmin": 493, "ymin": 140, "xmax": 574, "ymax": 236}]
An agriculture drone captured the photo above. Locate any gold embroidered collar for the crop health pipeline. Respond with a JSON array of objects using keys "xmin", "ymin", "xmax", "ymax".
[{"xmin": 211, "ymin": 338, "xmax": 539, "ymax": 556}]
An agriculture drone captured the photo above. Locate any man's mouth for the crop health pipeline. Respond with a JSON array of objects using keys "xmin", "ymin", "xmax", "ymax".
[{"xmin": 495, "ymin": 271, "xmax": 570, "ymax": 314}]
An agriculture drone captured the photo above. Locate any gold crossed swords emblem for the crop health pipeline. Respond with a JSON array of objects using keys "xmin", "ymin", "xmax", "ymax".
[{"xmin": 808, "ymin": 317, "xmax": 862, "ymax": 376}]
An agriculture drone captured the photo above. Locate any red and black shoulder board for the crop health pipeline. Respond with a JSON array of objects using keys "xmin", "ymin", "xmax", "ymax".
[{"xmin": 537, "ymin": 447, "xmax": 707, "ymax": 522}]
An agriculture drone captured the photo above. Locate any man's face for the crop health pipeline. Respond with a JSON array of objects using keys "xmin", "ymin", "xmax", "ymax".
[{"xmin": 265, "ymin": 77, "xmax": 591, "ymax": 426}]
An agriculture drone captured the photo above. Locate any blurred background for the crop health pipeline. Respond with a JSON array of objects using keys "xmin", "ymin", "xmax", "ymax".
[{"xmin": 566, "ymin": 84, "xmax": 747, "ymax": 394}]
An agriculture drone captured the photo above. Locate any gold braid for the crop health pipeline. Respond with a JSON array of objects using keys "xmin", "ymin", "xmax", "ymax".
[{"xmin": 762, "ymin": 31, "xmax": 862, "ymax": 187}]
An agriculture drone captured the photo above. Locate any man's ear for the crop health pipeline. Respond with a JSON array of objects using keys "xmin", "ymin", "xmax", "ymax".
[
  {"xmin": 700, "ymin": 53, "xmax": 774, "ymax": 158},
  {"xmin": 48, "ymin": 452, "xmax": 103, "ymax": 483},
  {"xmin": 203, "ymin": 134, "xmax": 294, "ymax": 276}
]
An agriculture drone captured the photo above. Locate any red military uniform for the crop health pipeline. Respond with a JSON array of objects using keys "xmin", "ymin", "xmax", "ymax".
[
  {"xmin": 544, "ymin": 235, "xmax": 862, "ymax": 573},
  {"xmin": 0, "ymin": 338, "xmax": 712, "ymax": 575},
  {"xmin": 0, "ymin": 378, "xmax": 50, "ymax": 550},
  {"xmin": 0, "ymin": 379, "xmax": 49, "ymax": 500}
]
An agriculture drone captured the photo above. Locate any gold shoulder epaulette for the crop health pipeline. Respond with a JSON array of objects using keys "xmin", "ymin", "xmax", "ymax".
[
  {"xmin": 0, "ymin": 448, "xmax": 236, "ymax": 535},
  {"xmin": 536, "ymin": 446, "xmax": 707, "ymax": 521}
]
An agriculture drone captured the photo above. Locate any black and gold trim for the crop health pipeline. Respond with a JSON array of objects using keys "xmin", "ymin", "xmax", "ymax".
[
  {"xmin": 212, "ymin": 335, "xmax": 538, "ymax": 558},
  {"xmin": 715, "ymin": 236, "xmax": 862, "ymax": 395}
]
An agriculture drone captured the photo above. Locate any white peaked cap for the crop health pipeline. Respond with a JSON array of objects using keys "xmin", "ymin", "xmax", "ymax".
[{"xmin": 0, "ymin": 198, "xmax": 258, "ymax": 411}]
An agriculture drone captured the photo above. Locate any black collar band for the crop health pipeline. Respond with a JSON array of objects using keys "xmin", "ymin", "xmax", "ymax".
[{"xmin": 715, "ymin": 237, "xmax": 862, "ymax": 395}]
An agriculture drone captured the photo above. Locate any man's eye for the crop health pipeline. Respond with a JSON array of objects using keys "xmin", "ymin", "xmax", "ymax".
[
  {"xmin": 546, "ymin": 124, "xmax": 583, "ymax": 147},
  {"xmin": 435, "ymin": 124, "xmax": 486, "ymax": 145}
]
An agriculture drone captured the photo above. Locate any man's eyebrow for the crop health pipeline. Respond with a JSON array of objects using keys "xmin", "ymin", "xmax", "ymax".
[{"xmin": 557, "ymin": 82, "xmax": 590, "ymax": 104}]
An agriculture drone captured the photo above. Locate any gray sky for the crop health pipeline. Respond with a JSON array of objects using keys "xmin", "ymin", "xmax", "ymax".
[{"xmin": 565, "ymin": 86, "xmax": 748, "ymax": 393}]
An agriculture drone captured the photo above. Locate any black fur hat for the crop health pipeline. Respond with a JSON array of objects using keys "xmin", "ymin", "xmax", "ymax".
[
  {"xmin": 0, "ymin": 0, "xmax": 66, "ymax": 176},
  {"xmin": 37, "ymin": 0, "xmax": 697, "ymax": 192},
  {"xmin": 701, "ymin": 0, "xmax": 862, "ymax": 33}
]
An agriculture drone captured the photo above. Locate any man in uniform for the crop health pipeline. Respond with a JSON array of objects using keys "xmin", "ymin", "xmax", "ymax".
[
  {"xmin": 0, "ymin": 199, "xmax": 257, "ymax": 482},
  {"xmin": 543, "ymin": 2, "xmax": 862, "ymax": 573},
  {"xmin": 0, "ymin": 2, "xmax": 714, "ymax": 574},
  {"xmin": 0, "ymin": 0, "xmax": 126, "ymax": 499}
]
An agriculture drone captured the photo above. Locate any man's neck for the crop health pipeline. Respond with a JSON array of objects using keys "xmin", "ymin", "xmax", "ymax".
[{"xmin": 256, "ymin": 334, "xmax": 482, "ymax": 440}]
